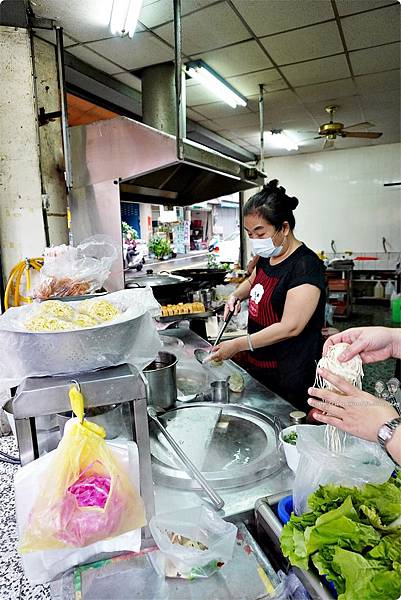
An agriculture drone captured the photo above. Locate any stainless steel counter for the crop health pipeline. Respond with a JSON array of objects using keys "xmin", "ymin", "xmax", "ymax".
[{"xmin": 155, "ymin": 325, "xmax": 295, "ymax": 518}]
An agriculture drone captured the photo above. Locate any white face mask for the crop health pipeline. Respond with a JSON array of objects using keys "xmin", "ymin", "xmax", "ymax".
[{"xmin": 251, "ymin": 230, "xmax": 284, "ymax": 258}]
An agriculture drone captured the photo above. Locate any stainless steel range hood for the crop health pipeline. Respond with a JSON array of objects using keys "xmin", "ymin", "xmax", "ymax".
[{"xmin": 69, "ymin": 116, "xmax": 264, "ymax": 206}]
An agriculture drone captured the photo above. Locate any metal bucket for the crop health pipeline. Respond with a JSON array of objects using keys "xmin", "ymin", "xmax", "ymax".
[{"xmin": 143, "ymin": 351, "xmax": 178, "ymax": 411}]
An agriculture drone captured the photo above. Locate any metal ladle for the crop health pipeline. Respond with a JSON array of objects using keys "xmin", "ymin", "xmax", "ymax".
[{"xmin": 147, "ymin": 406, "xmax": 224, "ymax": 510}]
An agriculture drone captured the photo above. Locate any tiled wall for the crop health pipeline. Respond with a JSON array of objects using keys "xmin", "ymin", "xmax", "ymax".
[{"xmin": 266, "ymin": 143, "xmax": 401, "ymax": 255}]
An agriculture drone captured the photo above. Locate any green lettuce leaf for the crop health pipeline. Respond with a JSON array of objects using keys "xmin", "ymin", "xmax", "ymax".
[
  {"xmin": 305, "ymin": 498, "xmax": 381, "ymax": 555},
  {"xmin": 358, "ymin": 479, "xmax": 401, "ymax": 524},
  {"xmin": 308, "ymin": 483, "xmax": 357, "ymax": 514},
  {"xmin": 311, "ymin": 545, "xmax": 345, "ymax": 595},
  {"xmin": 280, "ymin": 521, "xmax": 309, "ymax": 570},
  {"xmin": 367, "ymin": 532, "xmax": 401, "ymax": 563},
  {"xmin": 360, "ymin": 504, "xmax": 401, "ymax": 532},
  {"xmin": 333, "ymin": 547, "xmax": 401, "ymax": 600}
]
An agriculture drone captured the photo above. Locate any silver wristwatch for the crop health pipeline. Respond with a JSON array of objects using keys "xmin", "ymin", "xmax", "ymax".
[{"xmin": 377, "ymin": 417, "xmax": 401, "ymax": 452}]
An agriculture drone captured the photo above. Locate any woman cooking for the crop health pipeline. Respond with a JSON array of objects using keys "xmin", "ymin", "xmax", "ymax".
[{"xmin": 209, "ymin": 179, "xmax": 326, "ymax": 410}]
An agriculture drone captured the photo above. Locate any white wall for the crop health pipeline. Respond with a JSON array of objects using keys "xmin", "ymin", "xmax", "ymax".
[{"xmin": 266, "ymin": 143, "xmax": 401, "ymax": 254}]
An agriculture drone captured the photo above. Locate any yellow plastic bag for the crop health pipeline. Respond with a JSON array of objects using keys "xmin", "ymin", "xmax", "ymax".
[{"xmin": 20, "ymin": 386, "xmax": 146, "ymax": 553}]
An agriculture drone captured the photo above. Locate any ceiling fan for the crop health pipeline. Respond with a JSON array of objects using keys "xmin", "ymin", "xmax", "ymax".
[{"xmin": 313, "ymin": 105, "xmax": 383, "ymax": 149}]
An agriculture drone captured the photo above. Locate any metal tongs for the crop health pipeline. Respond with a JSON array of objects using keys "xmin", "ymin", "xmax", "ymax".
[{"xmin": 212, "ymin": 298, "xmax": 241, "ymax": 348}]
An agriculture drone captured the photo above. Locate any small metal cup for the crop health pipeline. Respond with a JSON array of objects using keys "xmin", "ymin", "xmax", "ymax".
[{"xmin": 211, "ymin": 380, "xmax": 229, "ymax": 403}]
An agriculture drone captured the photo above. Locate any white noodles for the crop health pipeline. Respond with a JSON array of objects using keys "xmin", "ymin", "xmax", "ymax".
[{"xmin": 314, "ymin": 343, "xmax": 363, "ymax": 453}]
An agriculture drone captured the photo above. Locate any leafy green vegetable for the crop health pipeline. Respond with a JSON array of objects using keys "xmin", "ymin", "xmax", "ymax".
[
  {"xmin": 280, "ymin": 475, "xmax": 401, "ymax": 600},
  {"xmin": 283, "ymin": 431, "xmax": 297, "ymax": 445}
]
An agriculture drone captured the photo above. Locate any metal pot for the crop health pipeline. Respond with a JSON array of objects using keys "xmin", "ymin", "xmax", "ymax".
[
  {"xmin": 143, "ymin": 351, "xmax": 178, "ymax": 411},
  {"xmin": 126, "ymin": 273, "xmax": 192, "ymax": 301}
]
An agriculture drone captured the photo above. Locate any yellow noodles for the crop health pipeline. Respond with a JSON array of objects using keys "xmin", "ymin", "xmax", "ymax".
[
  {"xmin": 79, "ymin": 299, "xmax": 120, "ymax": 322},
  {"xmin": 40, "ymin": 300, "xmax": 75, "ymax": 321}
]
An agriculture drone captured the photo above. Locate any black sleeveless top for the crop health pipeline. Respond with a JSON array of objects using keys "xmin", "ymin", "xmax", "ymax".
[{"xmin": 246, "ymin": 244, "xmax": 326, "ymax": 404}]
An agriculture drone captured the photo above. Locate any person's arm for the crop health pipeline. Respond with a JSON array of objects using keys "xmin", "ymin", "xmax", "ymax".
[
  {"xmin": 210, "ymin": 283, "xmax": 320, "ymax": 360},
  {"xmin": 323, "ymin": 326, "xmax": 401, "ymax": 363},
  {"xmin": 308, "ymin": 368, "xmax": 401, "ymax": 465}
]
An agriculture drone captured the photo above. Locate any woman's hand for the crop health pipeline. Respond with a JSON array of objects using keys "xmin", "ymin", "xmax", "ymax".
[
  {"xmin": 206, "ymin": 338, "xmax": 244, "ymax": 362},
  {"xmin": 223, "ymin": 296, "xmax": 241, "ymax": 320},
  {"xmin": 323, "ymin": 326, "xmax": 399, "ymax": 364},
  {"xmin": 308, "ymin": 367, "xmax": 398, "ymax": 442}
]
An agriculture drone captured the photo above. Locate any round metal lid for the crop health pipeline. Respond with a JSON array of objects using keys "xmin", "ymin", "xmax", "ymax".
[
  {"xmin": 150, "ymin": 403, "xmax": 282, "ymax": 490},
  {"xmin": 126, "ymin": 274, "xmax": 191, "ymax": 288}
]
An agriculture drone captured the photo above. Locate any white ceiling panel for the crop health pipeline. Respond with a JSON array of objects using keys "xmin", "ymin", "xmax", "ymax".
[
  {"xmin": 227, "ymin": 69, "xmax": 288, "ymax": 96},
  {"xmin": 186, "ymin": 83, "xmax": 225, "ymax": 105},
  {"xmin": 31, "ymin": 0, "xmax": 145, "ymax": 42},
  {"xmin": 281, "ymin": 54, "xmax": 350, "ymax": 86},
  {"xmin": 112, "ymin": 72, "xmax": 142, "ymax": 91},
  {"xmin": 295, "ymin": 78, "xmax": 357, "ymax": 102},
  {"xmin": 360, "ymin": 89, "xmax": 400, "ymax": 109},
  {"xmin": 210, "ymin": 112, "xmax": 260, "ymax": 131},
  {"xmin": 190, "ymin": 101, "xmax": 251, "ymax": 119},
  {"xmin": 138, "ymin": 0, "xmax": 217, "ymax": 28},
  {"xmin": 231, "ymin": 0, "xmax": 334, "ymax": 37},
  {"xmin": 247, "ymin": 89, "xmax": 302, "ymax": 112},
  {"xmin": 305, "ymin": 96, "xmax": 363, "ymax": 119},
  {"xmin": 349, "ymin": 43, "xmax": 400, "ymax": 75},
  {"xmin": 66, "ymin": 46, "xmax": 122, "ymax": 74},
  {"xmin": 354, "ymin": 69, "xmax": 401, "ymax": 93},
  {"xmin": 86, "ymin": 32, "xmax": 173, "ymax": 71},
  {"xmin": 192, "ymin": 41, "xmax": 272, "ymax": 77},
  {"xmin": 336, "ymin": 0, "xmax": 398, "ymax": 17},
  {"xmin": 261, "ymin": 21, "xmax": 343, "ymax": 65},
  {"xmin": 154, "ymin": 3, "xmax": 249, "ymax": 54},
  {"xmin": 33, "ymin": 30, "xmax": 76, "ymax": 46},
  {"xmin": 341, "ymin": 5, "xmax": 401, "ymax": 50}
]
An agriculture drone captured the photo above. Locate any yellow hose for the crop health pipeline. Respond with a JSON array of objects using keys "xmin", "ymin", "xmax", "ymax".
[{"xmin": 4, "ymin": 258, "xmax": 43, "ymax": 310}]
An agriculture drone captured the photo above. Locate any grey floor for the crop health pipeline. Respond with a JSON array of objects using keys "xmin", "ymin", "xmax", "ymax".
[{"xmin": 334, "ymin": 304, "xmax": 397, "ymax": 394}]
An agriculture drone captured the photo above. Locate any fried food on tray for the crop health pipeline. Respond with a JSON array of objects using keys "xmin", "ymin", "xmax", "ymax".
[
  {"xmin": 79, "ymin": 299, "xmax": 120, "ymax": 322},
  {"xmin": 40, "ymin": 300, "xmax": 75, "ymax": 321},
  {"xmin": 25, "ymin": 315, "xmax": 76, "ymax": 332},
  {"xmin": 161, "ymin": 302, "xmax": 206, "ymax": 317}
]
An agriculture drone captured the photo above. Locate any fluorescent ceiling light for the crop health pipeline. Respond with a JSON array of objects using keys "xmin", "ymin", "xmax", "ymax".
[
  {"xmin": 186, "ymin": 61, "xmax": 247, "ymax": 109},
  {"xmin": 266, "ymin": 130, "xmax": 298, "ymax": 151},
  {"xmin": 110, "ymin": 0, "xmax": 143, "ymax": 38}
]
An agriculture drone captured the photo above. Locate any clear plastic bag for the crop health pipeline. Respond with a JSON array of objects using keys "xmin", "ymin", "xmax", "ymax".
[
  {"xmin": 149, "ymin": 506, "xmax": 237, "ymax": 579},
  {"xmin": 20, "ymin": 406, "xmax": 146, "ymax": 553},
  {"xmin": 293, "ymin": 426, "xmax": 395, "ymax": 515},
  {"xmin": 34, "ymin": 235, "xmax": 119, "ymax": 299}
]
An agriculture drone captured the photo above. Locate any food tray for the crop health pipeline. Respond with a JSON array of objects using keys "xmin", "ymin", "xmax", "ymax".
[{"xmin": 156, "ymin": 311, "xmax": 213, "ymax": 323}]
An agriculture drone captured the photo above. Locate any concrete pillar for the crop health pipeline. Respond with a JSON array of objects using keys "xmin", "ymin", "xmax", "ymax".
[
  {"xmin": 0, "ymin": 26, "xmax": 68, "ymax": 284},
  {"xmin": 139, "ymin": 203, "xmax": 152, "ymax": 243},
  {"xmin": 0, "ymin": 26, "xmax": 46, "ymax": 279}
]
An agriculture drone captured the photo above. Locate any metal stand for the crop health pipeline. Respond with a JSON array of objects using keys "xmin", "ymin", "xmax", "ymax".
[{"xmin": 8, "ymin": 364, "xmax": 155, "ymax": 543}]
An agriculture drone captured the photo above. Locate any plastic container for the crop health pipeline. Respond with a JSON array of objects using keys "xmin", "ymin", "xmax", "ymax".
[
  {"xmin": 385, "ymin": 280, "xmax": 395, "ymax": 299},
  {"xmin": 391, "ymin": 294, "xmax": 401, "ymax": 323},
  {"xmin": 279, "ymin": 425, "xmax": 316, "ymax": 472},
  {"xmin": 374, "ymin": 281, "xmax": 384, "ymax": 298}
]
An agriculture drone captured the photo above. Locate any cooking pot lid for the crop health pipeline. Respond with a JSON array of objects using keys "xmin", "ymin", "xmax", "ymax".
[
  {"xmin": 126, "ymin": 273, "xmax": 190, "ymax": 287},
  {"xmin": 150, "ymin": 403, "xmax": 281, "ymax": 489}
]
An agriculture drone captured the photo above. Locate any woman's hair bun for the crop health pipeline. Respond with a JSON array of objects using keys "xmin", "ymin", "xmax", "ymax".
[{"xmin": 264, "ymin": 179, "xmax": 298, "ymax": 211}]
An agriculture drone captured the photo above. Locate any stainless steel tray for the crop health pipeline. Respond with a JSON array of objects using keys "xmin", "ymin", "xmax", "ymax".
[{"xmin": 150, "ymin": 403, "xmax": 282, "ymax": 490}]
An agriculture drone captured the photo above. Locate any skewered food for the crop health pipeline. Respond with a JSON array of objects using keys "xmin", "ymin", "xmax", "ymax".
[{"xmin": 34, "ymin": 276, "xmax": 91, "ymax": 300}]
